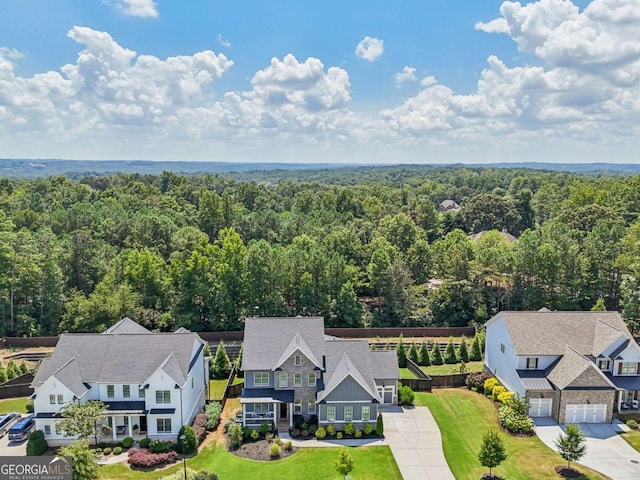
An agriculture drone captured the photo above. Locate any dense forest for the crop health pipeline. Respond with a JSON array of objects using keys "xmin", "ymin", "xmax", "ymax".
[{"xmin": 1, "ymin": 165, "xmax": 640, "ymax": 336}]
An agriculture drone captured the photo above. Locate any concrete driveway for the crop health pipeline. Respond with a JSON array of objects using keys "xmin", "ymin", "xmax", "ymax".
[
  {"xmin": 0, "ymin": 432, "xmax": 27, "ymax": 456},
  {"xmin": 535, "ymin": 419, "xmax": 640, "ymax": 480},
  {"xmin": 382, "ymin": 405, "xmax": 455, "ymax": 480}
]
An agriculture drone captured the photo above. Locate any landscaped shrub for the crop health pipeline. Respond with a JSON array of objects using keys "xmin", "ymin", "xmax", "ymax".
[
  {"xmin": 498, "ymin": 404, "xmax": 534, "ymax": 435},
  {"xmin": 205, "ymin": 402, "xmax": 223, "ymax": 430},
  {"xmin": 430, "ymin": 343, "xmax": 444, "ymax": 365},
  {"xmin": 241, "ymin": 426, "xmax": 250, "ymax": 439},
  {"xmin": 309, "ymin": 424, "xmax": 318, "ymax": 435},
  {"xmin": 177, "ymin": 425, "xmax": 197, "ymax": 454},
  {"xmin": 301, "ymin": 429, "xmax": 309, "ymax": 437},
  {"xmin": 274, "ymin": 436, "xmax": 281, "ymax": 445},
  {"xmin": 418, "ymin": 342, "xmax": 431, "ymax": 366},
  {"xmin": 492, "ymin": 385, "xmax": 506, "ymax": 399},
  {"xmin": 470, "ymin": 335, "xmax": 483, "ymax": 361},
  {"xmin": 227, "ymin": 424, "xmax": 243, "ymax": 449},
  {"xmin": 627, "ymin": 419, "xmax": 639, "ymax": 429},
  {"xmin": 128, "ymin": 448, "xmax": 179, "ymax": 468},
  {"xmin": 223, "ymin": 417, "xmax": 235, "ymax": 433},
  {"xmin": 284, "ymin": 440, "xmax": 292, "ymax": 451},
  {"xmin": 457, "ymin": 336, "xmax": 470, "ymax": 363},
  {"xmin": 260, "ymin": 422, "xmax": 270, "ymax": 435},
  {"xmin": 103, "ymin": 447, "xmax": 112, "ymax": 455},
  {"xmin": 443, "ymin": 337, "xmax": 458, "ymax": 364},
  {"xmin": 344, "ymin": 422, "xmax": 355, "ymax": 436},
  {"xmin": 26, "ymin": 399, "xmax": 34, "ymax": 413},
  {"xmin": 364, "ymin": 424, "xmax": 373, "ymax": 435},
  {"xmin": 497, "ymin": 391, "xmax": 514, "ymax": 404},
  {"xmin": 159, "ymin": 468, "xmax": 220, "ymax": 480},
  {"xmin": 194, "ymin": 472, "xmax": 219, "ymax": 480},
  {"xmin": 250, "ymin": 429, "xmax": 259, "ymax": 441},
  {"xmin": 26, "ymin": 430, "xmax": 48, "ymax": 456},
  {"xmin": 193, "ymin": 413, "xmax": 208, "ymax": 443},
  {"xmin": 465, "ymin": 371, "xmax": 491, "ymax": 393},
  {"xmin": 408, "ymin": 342, "xmax": 419, "ymax": 364},
  {"xmin": 399, "ymin": 384, "xmax": 415, "ymax": 405},
  {"xmin": 315, "ymin": 427, "xmax": 327, "ymax": 439},
  {"xmin": 265, "ymin": 432, "xmax": 274, "ymax": 442},
  {"xmin": 355, "ymin": 429, "xmax": 362, "ymax": 438},
  {"xmin": 122, "ymin": 437, "xmax": 134, "ymax": 449},
  {"xmin": 326, "ymin": 424, "xmax": 336, "ymax": 436},
  {"xmin": 210, "ymin": 340, "xmax": 231, "ymax": 379},
  {"xmin": 376, "ymin": 414, "xmax": 384, "ymax": 436},
  {"xmin": 270, "ymin": 443, "xmax": 281, "ymax": 458},
  {"xmin": 139, "ymin": 437, "xmax": 151, "ymax": 449},
  {"xmin": 113, "ymin": 446, "xmax": 123, "ymax": 455},
  {"xmin": 337, "ymin": 432, "xmax": 343, "ymax": 439},
  {"xmin": 291, "ymin": 428, "xmax": 300, "ymax": 437},
  {"xmin": 484, "ymin": 377, "xmax": 499, "ymax": 397},
  {"xmin": 149, "ymin": 439, "xmax": 174, "ymax": 454}
]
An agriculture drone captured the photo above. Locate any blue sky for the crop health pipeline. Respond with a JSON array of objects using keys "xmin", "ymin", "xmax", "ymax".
[{"xmin": 0, "ymin": 0, "xmax": 637, "ymax": 163}]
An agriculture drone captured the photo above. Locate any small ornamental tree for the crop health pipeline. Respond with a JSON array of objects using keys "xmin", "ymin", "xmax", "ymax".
[
  {"xmin": 396, "ymin": 343, "xmax": 407, "ymax": 368},
  {"xmin": 376, "ymin": 413, "xmax": 384, "ymax": 436},
  {"xmin": 6, "ymin": 360, "xmax": 18, "ymax": 379},
  {"xmin": 444, "ymin": 337, "xmax": 458, "ymax": 364},
  {"xmin": 470, "ymin": 335, "xmax": 483, "ymax": 361},
  {"xmin": 177, "ymin": 425, "xmax": 197, "ymax": 454},
  {"xmin": 210, "ymin": 340, "xmax": 232, "ymax": 380},
  {"xmin": 60, "ymin": 440, "xmax": 99, "ymax": 480},
  {"xmin": 430, "ymin": 343, "xmax": 444, "ymax": 365},
  {"xmin": 418, "ymin": 342, "xmax": 431, "ymax": 366},
  {"xmin": 398, "ymin": 385, "xmax": 415, "ymax": 405},
  {"xmin": 408, "ymin": 342, "xmax": 419, "ymax": 364},
  {"xmin": 334, "ymin": 448, "xmax": 355, "ymax": 479},
  {"xmin": 59, "ymin": 400, "xmax": 110, "ymax": 446},
  {"xmin": 478, "ymin": 429, "xmax": 507, "ymax": 479},
  {"xmin": 457, "ymin": 336, "xmax": 470, "ymax": 363},
  {"xmin": 555, "ymin": 424, "xmax": 587, "ymax": 471},
  {"xmin": 19, "ymin": 360, "xmax": 30, "ymax": 375},
  {"xmin": 0, "ymin": 363, "xmax": 7, "ymax": 383}
]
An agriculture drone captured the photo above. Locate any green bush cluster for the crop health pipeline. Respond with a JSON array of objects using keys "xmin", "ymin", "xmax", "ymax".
[
  {"xmin": 149, "ymin": 439, "xmax": 175, "ymax": 454},
  {"xmin": 364, "ymin": 423, "xmax": 373, "ymax": 435},
  {"xmin": 284, "ymin": 440, "xmax": 292, "ymax": 451},
  {"xmin": 103, "ymin": 447, "xmax": 112, "ymax": 455},
  {"xmin": 159, "ymin": 468, "xmax": 220, "ymax": 480},
  {"xmin": 315, "ymin": 427, "xmax": 326, "ymax": 439},
  {"xmin": 326, "ymin": 424, "xmax": 336, "ymax": 436},
  {"xmin": 270, "ymin": 443, "xmax": 281, "ymax": 458},
  {"xmin": 498, "ymin": 403, "xmax": 534, "ymax": 435},
  {"xmin": 113, "ymin": 446, "xmax": 123, "ymax": 455},
  {"xmin": 250, "ymin": 429, "xmax": 259, "ymax": 441},
  {"xmin": 399, "ymin": 384, "xmax": 415, "ymax": 405},
  {"xmin": 627, "ymin": 419, "xmax": 638, "ymax": 429},
  {"xmin": 26, "ymin": 430, "xmax": 48, "ymax": 456},
  {"xmin": 227, "ymin": 423, "xmax": 243, "ymax": 449},
  {"xmin": 178, "ymin": 425, "xmax": 198, "ymax": 454},
  {"xmin": 205, "ymin": 402, "xmax": 223, "ymax": 430},
  {"xmin": 344, "ymin": 422, "xmax": 354, "ymax": 436},
  {"xmin": 484, "ymin": 377, "xmax": 499, "ymax": 397},
  {"xmin": 122, "ymin": 437, "xmax": 134, "ymax": 449},
  {"xmin": 139, "ymin": 437, "xmax": 151, "ymax": 449}
]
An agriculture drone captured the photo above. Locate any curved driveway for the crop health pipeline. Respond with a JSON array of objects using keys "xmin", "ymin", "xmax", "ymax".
[{"xmin": 382, "ymin": 405, "xmax": 455, "ymax": 480}]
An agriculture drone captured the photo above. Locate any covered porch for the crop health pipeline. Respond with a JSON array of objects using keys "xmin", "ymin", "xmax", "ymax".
[
  {"xmin": 605, "ymin": 374, "xmax": 640, "ymax": 412},
  {"xmin": 240, "ymin": 388, "xmax": 294, "ymax": 428},
  {"xmin": 102, "ymin": 401, "xmax": 147, "ymax": 440}
]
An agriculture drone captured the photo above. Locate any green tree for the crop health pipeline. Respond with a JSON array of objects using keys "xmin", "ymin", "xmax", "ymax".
[
  {"xmin": 591, "ymin": 297, "xmax": 606, "ymax": 311},
  {"xmin": 418, "ymin": 342, "xmax": 431, "ymax": 366},
  {"xmin": 470, "ymin": 335, "xmax": 483, "ymax": 362},
  {"xmin": 443, "ymin": 337, "xmax": 458, "ymax": 364},
  {"xmin": 396, "ymin": 334, "xmax": 407, "ymax": 368},
  {"xmin": 26, "ymin": 430, "xmax": 48, "ymax": 456},
  {"xmin": 6, "ymin": 360, "xmax": 18, "ymax": 379},
  {"xmin": 430, "ymin": 343, "xmax": 444, "ymax": 366},
  {"xmin": 457, "ymin": 336, "xmax": 470, "ymax": 363},
  {"xmin": 334, "ymin": 448, "xmax": 355, "ymax": 479},
  {"xmin": 408, "ymin": 342, "xmax": 419, "ymax": 364},
  {"xmin": 621, "ymin": 263, "xmax": 640, "ymax": 333},
  {"xmin": 555, "ymin": 424, "xmax": 587, "ymax": 471},
  {"xmin": 177, "ymin": 424, "xmax": 198, "ymax": 454},
  {"xmin": 478, "ymin": 429, "xmax": 507, "ymax": 479},
  {"xmin": 210, "ymin": 340, "xmax": 232, "ymax": 380},
  {"xmin": 60, "ymin": 440, "xmax": 98, "ymax": 480},
  {"xmin": 59, "ymin": 400, "xmax": 110, "ymax": 446},
  {"xmin": 19, "ymin": 360, "xmax": 29, "ymax": 375},
  {"xmin": 0, "ymin": 363, "xmax": 7, "ymax": 383}
]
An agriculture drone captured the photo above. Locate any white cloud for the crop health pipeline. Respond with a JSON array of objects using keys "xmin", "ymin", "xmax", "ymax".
[
  {"xmin": 111, "ymin": 0, "xmax": 159, "ymax": 18},
  {"xmin": 217, "ymin": 34, "xmax": 231, "ymax": 48},
  {"xmin": 394, "ymin": 66, "xmax": 417, "ymax": 85},
  {"xmin": 355, "ymin": 36, "xmax": 384, "ymax": 62},
  {"xmin": 420, "ymin": 76, "xmax": 438, "ymax": 87}
]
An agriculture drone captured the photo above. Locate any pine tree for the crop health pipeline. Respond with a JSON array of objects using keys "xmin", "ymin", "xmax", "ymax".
[
  {"xmin": 478, "ymin": 429, "xmax": 507, "ymax": 479},
  {"xmin": 457, "ymin": 336, "xmax": 470, "ymax": 363},
  {"xmin": 6, "ymin": 360, "xmax": 18, "ymax": 380},
  {"xmin": 470, "ymin": 335, "xmax": 483, "ymax": 361},
  {"xmin": 418, "ymin": 342, "xmax": 431, "ymax": 366},
  {"xmin": 19, "ymin": 360, "xmax": 30, "ymax": 375},
  {"xmin": 555, "ymin": 424, "xmax": 587, "ymax": 471},
  {"xmin": 0, "ymin": 363, "xmax": 7, "ymax": 383},
  {"xmin": 444, "ymin": 337, "xmax": 458, "ymax": 364},
  {"xmin": 408, "ymin": 342, "xmax": 419, "ymax": 364},
  {"xmin": 430, "ymin": 342, "xmax": 444, "ymax": 365},
  {"xmin": 210, "ymin": 340, "xmax": 232, "ymax": 380},
  {"xmin": 396, "ymin": 343, "xmax": 407, "ymax": 368},
  {"xmin": 591, "ymin": 297, "xmax": 606, "ymax": 311}
]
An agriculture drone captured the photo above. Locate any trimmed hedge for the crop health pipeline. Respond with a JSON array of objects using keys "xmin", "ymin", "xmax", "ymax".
[
  {"xmin": 128, "ymin": 448, "xmax": 179, "ymax": 468},
  {"xmin": 26, "ymin": 430, "xmax": 48, "ymax": 456}
]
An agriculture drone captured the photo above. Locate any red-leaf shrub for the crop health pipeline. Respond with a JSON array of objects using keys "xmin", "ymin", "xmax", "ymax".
[
  {"xmin": 193, "ymin": 413, "xmax": 209, "ymax": 444},
  {"xmin": 128, "ymin": 448, "xmax": 178, "ymax": 468}
]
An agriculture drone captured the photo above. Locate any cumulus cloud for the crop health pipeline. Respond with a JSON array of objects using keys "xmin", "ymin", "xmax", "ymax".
[
  {"xmin": 394, "ymin": 66, "xmax": 417, "ymax": 85},
  {"xmin": 355, "ymin": 36, "xmax": 384, "ymax": 61},
  {"xmin": 110, "ymin": 0, "xmax": 159, "ymax": 18},
  {"xmin": 217, "ymin": 34, "xmax": 231, "ymax": 48}
]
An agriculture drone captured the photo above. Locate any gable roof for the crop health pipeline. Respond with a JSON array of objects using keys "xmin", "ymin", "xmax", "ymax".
[
  {"xmin": 275, "ymin": 332, "xmax": 322, "ymax": 369},
  {"xmin": 33, "ymin": 323, "xmax": 205, "ymax": 390},
  {"xmin": 103, "ymin": 317, "xmax": 151, "ymax": 334},
  {"xmin": 547, "ymin": 345, "xmax": 615, "ymax": 390},
  {"xmin": 488, "ymin": 311, "xmax": 633, "ymax": 357}
]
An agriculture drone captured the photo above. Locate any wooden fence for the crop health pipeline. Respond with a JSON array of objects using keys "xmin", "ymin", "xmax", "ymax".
[
  {"xmin": 406, "ymin": 358, "xmax": 429, "ymax": 379},
  {"xmin": 0, "ymin": 372, "xmax": 34, "ymax": 399},
  {"xmin": 400, "ymin": 378, "xmax": 432, "ymax": 392},
  {"xmin": 431, "ymin": 373, "xmax": 469, "ymax": 388}
]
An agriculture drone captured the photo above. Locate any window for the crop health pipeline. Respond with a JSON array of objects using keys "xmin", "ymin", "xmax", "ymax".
[
  {"xmin": 49, "ymin": 394, "xmax": 56, "ymax": 405},
  {"xmin": 155, "ymin": 390, "xmax": 171, "ymax": 404},
  {"xmin": 123, "ymin": 385, "xmax": 130, "ymax": 398},
  {"xmin": 308, "ymin": 372, "xmax": 316, "ymax": 386},
  {"xmin": 525, "ymin": 357, "xmax": 538, "ymax": 369},
  {"xmin": 294, "ymin": 399, "xmax": 302, "ymax": 414},
  {"xmin": 500, "ymin": 343, "xmax": 505, "ymax": 353},
  {"xmin": 255, "ymin": 404, "xmax": 270, "ymax": 414},
  {"xmin": 107, "ymin": 385, "xmax": 115, "ymax": 398},
  {"xmin": 598, "ymin": 360, "xmax": 610, "ymax": 371},
  {"xmin": 362, "ymin": 406, "xmax": 370, "ymax": 422},
  {"xmin": 620, "ymin": 362, "xmax": 638, "ymax": 375},
  {"xmin": 327, "ymin": 406, "xmax": 336, "ymax": 422},
  {"xmin": 55, "ymin": 423, "xmax": 62, "ymax": 435},
  {"xmin": 279, "ymin": 373, "xmax": 288, "ymax": 388},
  {"xmin": 57, "ymin": 394, "xmax": 64, "ymax": 404},
  {"xmin": 308, "ymin": 398, "xmax": 316, "ymax": 414},
  {"xmin": 344, "ymin": 406, "xmax": 353, "ymax": 422},
  {"xmin": 156, "ymin": 418, "xmax": 172, "ymax": 434},
  {"xmin": 138, "ymin": 387, "xmax": 145, "ymax": 398},
  {"xmin": 294, "ymin": 354, "xmax": 302, "ymax": 366},
  {"xmin": 254, "ymin": 371, "xmax": 269, "ymax": 387},
  {"xmin": 294, "ymin": 373, "xmax": 302, "ymax": 387},
  {"xmin": 44, "ymin": 425, "xmax": 51, "ymax": 435}
]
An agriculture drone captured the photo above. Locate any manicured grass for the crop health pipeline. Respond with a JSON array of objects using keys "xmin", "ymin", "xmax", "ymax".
[
  {"xmin": 99, "ymin": 443, "xmax": 401, "ymax": 480},
  {"xmin": 414, "ymin": 389, "xmax": 608, "ymax": 480},
  {"xmin": 621, "ymin": 429, "xmax": 640, "ymax": 452},
  {"xmin": 208, "ymin": 378, "xmax": 244, "ymax": 400},
  {"xmin": 0, "ymin": 397, "xmax": 29, "ymax": 414},
  {"xmin": 420, "ymin": 360, "xmax": 484, "ymax": 376},
  {"xmin": 399, "ymin": 368, "xmax": 416, "ymax": 379}
]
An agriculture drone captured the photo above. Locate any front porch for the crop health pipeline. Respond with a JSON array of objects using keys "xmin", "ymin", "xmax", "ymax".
[
  {"xmin": 617, "ymin": 390, "xmax": 640, "ymax": 412},
  {"xmin": 101, "ymin": 401, "xmax": 147, "ymax": 440},
  {"xmin": 240, "ymin": 388, "xmax": 294, "ymax": 429}
]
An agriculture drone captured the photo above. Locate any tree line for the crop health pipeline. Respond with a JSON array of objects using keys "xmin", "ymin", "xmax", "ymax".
[{"xmin": 1, "ymin": 165, "xmax": 640, "ymax": 336}]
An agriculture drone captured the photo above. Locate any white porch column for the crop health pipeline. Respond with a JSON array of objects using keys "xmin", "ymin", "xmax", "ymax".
[
  {"xmin": 618, "ymin": 391, "xmax": 623, "ymax": 412},
  {"xmin": 273, "ymin": 403, "xmax": 277, "ymax": 425},
  {"xmin": 128, "ymin": 416, "xmax": 133, "ymax": 437},
  {"xmin": 289, "ymin": 404, "xmax": 293, "ymax": 427},
  {"xmin": 111, "ymin": 416, "xmax": 117, "ymax": 440},
  {"xmin": 242, "ymin": 404, "xmax": 246, "ymax": 427}
]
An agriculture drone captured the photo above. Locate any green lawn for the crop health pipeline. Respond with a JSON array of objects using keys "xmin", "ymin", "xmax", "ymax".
[
  {"xmin": 99, "ymin": 443, "xmax": 401, "ymax": 480},
  {"xmin": 420, "ymin": 360, "xmax": 484, "ymax": 376},
  {"xmin": 399, "ymin": 368, "xmax": 416, "ymax": 379},
  {"xmin": 414, "ymin": 389, "xmax": 609, "ymax": 480},
  {"xmin": 0, "ymin": 397, "xmax": 29, "ymax": 414},
  {"xmin": 621, "ymin": 429, "xmax": 640, "ymax": 452},
  {"xmin": 208, "ymin": 378, "xmax": 244, "ymax": 400}
]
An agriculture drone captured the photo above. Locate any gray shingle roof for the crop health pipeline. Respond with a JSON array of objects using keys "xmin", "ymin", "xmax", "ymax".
[
  {"xmin": 103, "ymin": 317, "xmax": 151, "ymax": 334},
  {"xmin": 370, "ymin": 351, "xmax": 401, "ymax": 379},
  {"xmin": 32, "ymin": 324, "xmax": 205, "ymax": 389},
  {"xmin": 489, "ymin": 311, "xmax": 632, "ymax": 356},
  {"xmin": 547, "ymin": 345, "xmax": 615, "ymax": 390}
]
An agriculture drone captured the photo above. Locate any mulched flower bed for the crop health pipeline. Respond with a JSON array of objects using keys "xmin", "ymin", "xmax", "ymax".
[
  {"xmin": 554, "ymin": 466, "xmax": 581, "ymax": 478},
  {"xmin": 232, "ymin": 439, "xmax": 298, "ymax": 461}
]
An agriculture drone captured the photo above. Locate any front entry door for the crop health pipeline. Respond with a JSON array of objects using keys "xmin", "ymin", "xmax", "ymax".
[
  {"xmin": 140, "ymin": 416, "xmax": 147, "ymax": 432},
  {"xmin": 279, "ymin": 402, "xmax": 287, "ymax": 421}
]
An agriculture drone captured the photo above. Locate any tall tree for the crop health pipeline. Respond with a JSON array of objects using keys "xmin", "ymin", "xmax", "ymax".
[
  {"xmin": 478, "ymin": 429, "xmax": 507, "ymax": 479},
  {"xmin": 59, "ymin": 400, "xmax": 110, "ymax": 446}
]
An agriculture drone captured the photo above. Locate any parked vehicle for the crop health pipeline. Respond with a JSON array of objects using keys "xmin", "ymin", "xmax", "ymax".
[
  {"xmin": 8, "ymin": 414, "xmax": 35, "ymax": 442},
  {"xmin": 0, "ymin": 413, "xmax": 20, "ymax": 438}
]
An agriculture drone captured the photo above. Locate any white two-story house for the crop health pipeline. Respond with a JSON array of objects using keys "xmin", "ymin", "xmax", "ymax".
[
  {"xmin": 485, "ymin": 310, "xmax": 640, "ymax": 424},
  {"xmin": 31, "ymin": 318, "xmax": 209, "ymax": 445}
]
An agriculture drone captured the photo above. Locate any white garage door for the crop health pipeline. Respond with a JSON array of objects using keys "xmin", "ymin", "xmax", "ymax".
[
  {"xmin": 565, "ymin": 404, "xmax": 607, "ymax": 423},
  {"xmin": 529, "ymin": 398, "xmax": 553, "ymax": 417}
]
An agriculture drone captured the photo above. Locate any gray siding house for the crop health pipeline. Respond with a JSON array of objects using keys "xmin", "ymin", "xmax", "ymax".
[{"xmin": 240, "ymin": 317, "xmax": 399, "ymax": 431}]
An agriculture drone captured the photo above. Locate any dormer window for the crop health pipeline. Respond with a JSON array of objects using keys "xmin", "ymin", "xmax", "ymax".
[
  {"xmin": 294, "ymin": 354, "xmax": 302, "ymax": 366},
  {"xmin": 598, "ymin": 359, "xmax": 610, "ymax": 371},
  {"xmin": 619, "ymin": 362, "xmax": 638, "ymax": 375},
  {"xmin": 525, "ymin": 357, "xmax": 538, "ymax": 369}
]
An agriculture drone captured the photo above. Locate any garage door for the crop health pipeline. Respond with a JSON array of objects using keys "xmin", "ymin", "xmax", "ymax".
[
  {"xmin": 529, "ymin": 398, "xmax": 552, "ymax": 417},
  {"xmin": 565, "ymin": 404, "xmax": 607, "ymax": 423}
]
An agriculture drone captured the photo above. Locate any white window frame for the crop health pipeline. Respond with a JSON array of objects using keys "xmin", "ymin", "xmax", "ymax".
[
  {"xmin": 344, "ymin": 406, "xmax": 353, "ymax": 422},
  {"xmin": 308, "ymin": 372, "xmax": 316, "ymax": 386},
  {"xmin": 362, "ymin": 406, "xmax": 370, "ymax": 422},
  {"xmin": 294, "ymin": 399, "xmax": 302, "ymax": 414},
  {"xmin": 254, "ymin": 371, "xmax": 269, "ymax": 387},
  {"xmin": 156, "ymin": 418, "xmax": 172, "ymax": 434},
  {"xmin": 123, "ymin": 385, "xmax": 130, "ymax": 398},
  {"xmin": 525, "ymin": 357, "xmax": 538, "ymax": 369},
  {"xmin": 294, "ymin": 373, "xmax": 302, "ymax": 387},
  {"xmin": 155, "ymin": 390, "xmax": 171, "ymax": 404},
  {"xmin": 55, "ymin": 423, "xmax": 62, "ymax": 435},
  {"xmin": 308, "ymin": 398, "xmax": 316, "ymax": 414},
  {"xmin": 279, "ymin": 373, "xmax": 288, "ymax": 388},
  {"xmin": 294, "ymin": 354, "xmax": 302, "ymax": 366},
  {"xmin": 107, "ymin": 384, "xmax": 115, "ymax": 398},
  {"xmin": 138, "ymin": 387, "xmax": 145, "ymax": 398},
  {"xmin": 44, "ymin": 425, "xmax": 51, "ymax": 435},
  {"xmin": 327, "ymin": 406, "xmax": 336, "ymax": 422},
  {"xmin": 254, "ymin": 404, "xmax": 270, "ymax": 414},
  {"xmin": 598, "ymin": 359, "xmax": 610, "ymax": 371},
  {"xmin": 49, "ymin": 394, "xmax": 55, "ymax": 405},
  {"xmin": 620, "ymin": 362, "xmax": 638, "ymax": 375},
  {"xmin": 57, "ymin": 394, "xmax": 64, "ymax": 404}
]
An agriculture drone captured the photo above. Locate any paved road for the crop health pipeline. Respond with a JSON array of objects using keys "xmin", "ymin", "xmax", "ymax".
[
  {"xmin": 382, "ymin": 406, "xmax": 455, "ymax": 480},
  {"xmin": 535, "ymin": 419, "xmax": 640, "ymax": 480}
]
